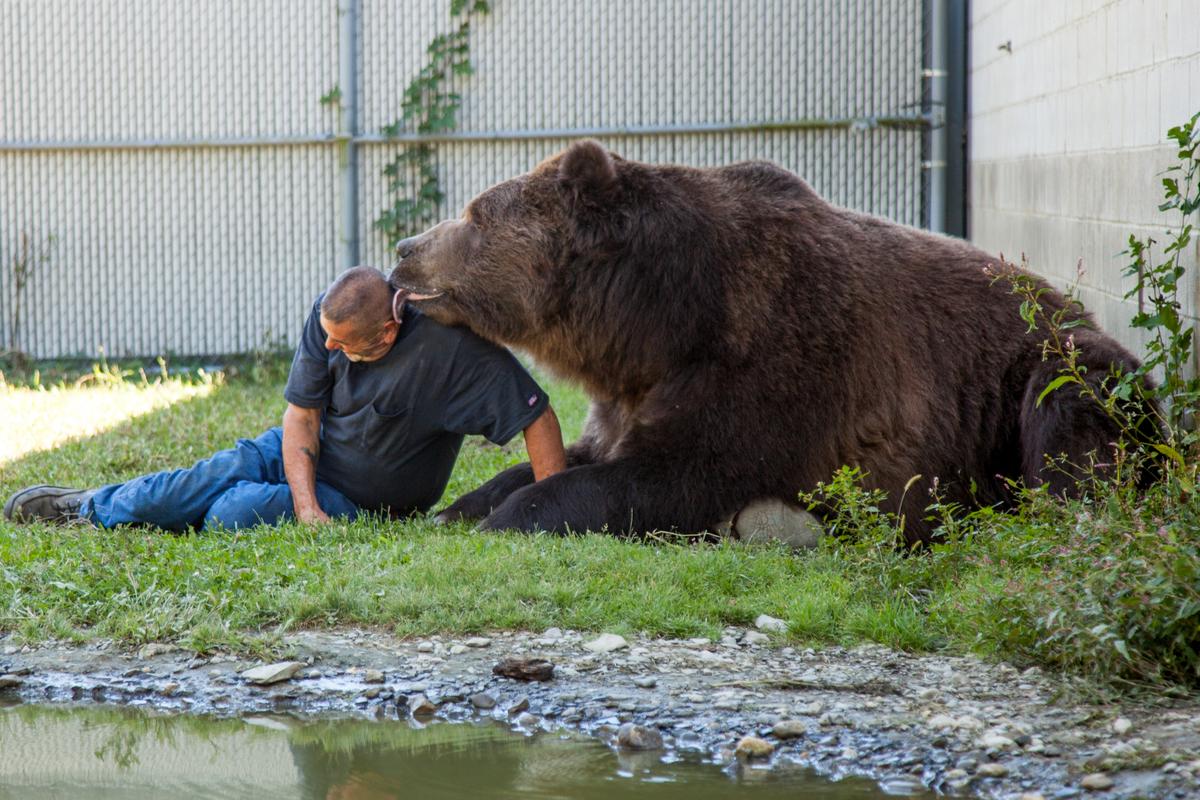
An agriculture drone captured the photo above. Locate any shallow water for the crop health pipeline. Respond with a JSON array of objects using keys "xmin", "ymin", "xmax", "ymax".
[{"xmin": 0, "ymin": 704, "xmax": 925, "ymax": 799}]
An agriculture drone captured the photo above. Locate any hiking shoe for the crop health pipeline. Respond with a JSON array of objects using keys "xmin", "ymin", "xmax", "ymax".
[{"xmin": 3, "ymin": 485, "xmax": 97, "ymax": 525}]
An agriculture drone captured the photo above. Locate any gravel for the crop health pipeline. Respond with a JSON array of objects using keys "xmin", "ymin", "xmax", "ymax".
[{"xmin": 0, "ymin": 627, "xmax": 1197, "ymax": 799}]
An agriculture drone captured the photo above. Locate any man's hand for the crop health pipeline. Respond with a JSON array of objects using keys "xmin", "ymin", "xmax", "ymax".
[
  {"xmin": 295, "ymin": 505, "xmax": 332, "ymax": 525},
  {"xmin": 523, "ymin": 405, "xmax": 567, "ymax": 481},
  {"xmin": 282, "ymin": 403, "xmax": 328, "ymax": 522}
]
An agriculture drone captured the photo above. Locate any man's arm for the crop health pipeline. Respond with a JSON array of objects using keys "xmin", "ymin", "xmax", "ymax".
[
  {"xmin": 282, "ymin": 403, "xmax": 330, "ymax": 523},
  {"xmin": 523, "ymin": 405, "xmax": 567, "ymax": 481}
]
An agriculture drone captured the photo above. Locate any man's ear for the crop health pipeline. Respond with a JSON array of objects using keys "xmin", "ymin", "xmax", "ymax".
[{"xmin": 558, "ymin": 139, "xmax": 618, "ymax": 212}]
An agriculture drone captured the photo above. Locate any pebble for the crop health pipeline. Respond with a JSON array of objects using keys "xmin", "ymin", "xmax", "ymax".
[
  {"xmin": 981, "ymin": 733, "xmax": 1018, "ymax": 750},
  {"xmin": 1080, "ymin": 773, "xmax": 1114, "ymax": 791},
  {"xmin": 754, "ymin": 615, "xmax": 788, "ymax": 633},
  {"xmin": 470, "ymin": 692, "xmax": 497, "ymax": 710},
  {"xmin": 617, "ymin": 722, "xmax": 664, "ymax": 750},
  {"xmin": 583, "ymin": 634, "xmax": 628, "ymax": 653},
  {"xmin": 137, "ymin": 643, "xmax": 178, "ymax": 660},
  {"xmin": 407, "ymin": 694, "xmax": 437, "ymax": 716},
  {"xmin": 771, "ymin": 720, "xmax": 807, "ymax": 739},
  {"xmin": 449, "ymin": 645, "xmax": 468, "ymax": 655},
  {"xmin": 742, "ymin": 631, "xmax": 770, "ymax": 646},
  {"xmin": 416, "ymin": 641, "xmax": 434, "ymax": 653},
  {"xmin": 1020, "ymin": 794, "xmax": 1046, "ymax": 800},
  {"xmin": 977, "ymin": 763, "xmax": 1009, "ymax": 778},
  {"xmin": 515, "ymin": 712, "xmax": 540, "ymax": 728},
  {"xmin": 541, "ymin": 627, "xmax": 563, "ymax": 640},
  {"xmin": 735, "ymin": 735, "xmax": 775, "ymax": 759},
  {"xmin": 0, "ymin": 674, "xmax": 24, "ymax": 689},
  {"xmin": 465, "ymin": 637, "xmax": 492, "ymax": 648},
  {"xmin": 632, "ymin": 676, "xmax": 657, "ymax": 688},
  {"xmin": 240, "ymin": 661, "xmax": 306, "ymax": 685},
  {"xmin": 507, "ymin": 696, "xmax": 529, "ymax": 715},
  {"xmin": 493, "ymin": 657, "xmax": 555, "ymax": 682},
  {"xmin": 363, "ymin": 669, "xmax": 385, "ymax": 684},
  {"xmin": 160, "ymin": 681, "xmax": 180, "ymax": 695},
  {"xmin": 1111, "ymin": 717, "xmax": 1131, "ymax": 735}
]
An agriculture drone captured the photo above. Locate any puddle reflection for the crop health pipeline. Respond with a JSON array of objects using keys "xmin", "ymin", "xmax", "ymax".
[{"xmin": 0, "ymin": 704, "xmax": 924, "ymax": 799}]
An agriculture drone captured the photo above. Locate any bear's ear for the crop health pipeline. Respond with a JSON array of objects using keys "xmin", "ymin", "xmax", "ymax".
[{"xmin": 558, "ymin": 139, "xmax": 618, "ymax": 210}]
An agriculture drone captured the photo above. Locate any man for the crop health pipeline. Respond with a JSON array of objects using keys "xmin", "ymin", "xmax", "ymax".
[{"xmin": 3, "ymin": 267, "xmax": 566, "ymax": 530}]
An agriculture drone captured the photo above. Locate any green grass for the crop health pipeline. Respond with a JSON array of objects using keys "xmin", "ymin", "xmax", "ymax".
[
  {"xmin": 1, "ymin": 359, "xmax": 1197, "ymax": 694},
  {"xmin": 0, "ymin": 359, "xmax": 923, "ymax": 654}
]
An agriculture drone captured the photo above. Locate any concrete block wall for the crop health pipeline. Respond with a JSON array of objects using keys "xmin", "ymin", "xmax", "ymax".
[{"xmin": 969, "ymin": 0, "xmax": 1200, "ymax": 370}]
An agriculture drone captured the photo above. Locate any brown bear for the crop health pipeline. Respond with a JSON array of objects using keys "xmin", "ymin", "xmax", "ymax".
[{"xmin": 388, "ymin": 140, "xmax": 1151, "ymax": 544}]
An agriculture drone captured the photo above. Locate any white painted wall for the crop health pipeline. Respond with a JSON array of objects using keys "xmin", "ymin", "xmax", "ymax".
[{"xmin": 969, "ymin": 0, "xmax": 1200, "ymax": 369}]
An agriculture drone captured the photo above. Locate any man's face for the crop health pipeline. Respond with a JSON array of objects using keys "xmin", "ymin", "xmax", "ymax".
[{"xmin": 319, "ymin": 313, "xmax": 399, "ymax": 363}]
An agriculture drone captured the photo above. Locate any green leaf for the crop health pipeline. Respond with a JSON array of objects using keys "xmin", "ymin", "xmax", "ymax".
[
  {"xmin": 1152, "ymin": 443, "xmax": 1186, "ymax": 467},
  {"xmin": 1036, "ymin": 375, "xmax": 1077, "ymax": 407}
]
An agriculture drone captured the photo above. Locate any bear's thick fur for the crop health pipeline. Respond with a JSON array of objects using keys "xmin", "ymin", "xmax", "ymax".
[{"xmin": 389, "ymin": 140, "xmax": 1148, "ymax": 543}]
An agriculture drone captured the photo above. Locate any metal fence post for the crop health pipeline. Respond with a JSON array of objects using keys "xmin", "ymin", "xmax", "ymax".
[
  {"xmin": 924, "ymin": 0, "xmax": 968, "ymax": 237},
  {"xmin": 337, "ymin": 0, "xmax": 361, "ymax": 271}
]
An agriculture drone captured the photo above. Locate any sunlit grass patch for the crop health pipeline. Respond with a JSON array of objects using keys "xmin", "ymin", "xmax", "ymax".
[{"xmin": 0, "ymin": 374, "xmax": 217, "ymax": 464}]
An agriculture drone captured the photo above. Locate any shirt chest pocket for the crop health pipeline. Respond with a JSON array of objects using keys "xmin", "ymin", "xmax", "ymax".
[{"xmin": 360, "ymin": 402, "xmax": 413, "ymax": 453}]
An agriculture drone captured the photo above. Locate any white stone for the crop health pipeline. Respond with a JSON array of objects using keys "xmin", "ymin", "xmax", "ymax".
[
  {"xmin": 754, "ymin": 615, "xmax": 788, "ymax": 633},
  {"xmin": 981, "ymin": 733, "xmax": 1018, "ymax": 750},
  {"xmin": 731, "ymin": 498, "xmax": 823, "ymax": 549},
  {"xmin": 465, "ymin": 637, "xmax": 492, "ymax": 648},
  {"xmin": 928, "ymin": 714, "xmax": 957, "ymax": 729},
  {"xmin": 449, "ymin": 644, "xmax": 468, "ymax": 655},
  {"xmin": 416, "ymin": 641, "xmax": 434, "ymax": 653},
  {"xmin": 583, "ymin": 634, "xmax": 628, "ymax": 653},
  {"xmin": 541, "ymin": 627, "xmax": 563, "ymax": 640},
  {"xmin": 772, "ymin": 720, "xmax": 808, "ymax": 739},
  {"xmin": 240, "ymin": 661, "xmax": 306, "ymax": 685},
  {"xmin": 742, "ymin": 631, "xmax": 770, "ymax": 646},
  {"xmin": 137, "ymin": 642, "xmax": 178, "ymax": 659},
  {"xmin": 1111, "ymin": 717, "xmax": 1132, "ymax": 735},
  {"xmin": 977, "ymin": 762, "xmax": 1009, "ymax": 777},
  {"xmin": 1080, "ymin": 773, "xmax": 1114, "ymax": 791}
]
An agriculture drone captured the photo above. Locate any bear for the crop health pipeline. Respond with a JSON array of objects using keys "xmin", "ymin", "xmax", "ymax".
[{"xmin": 388, "ymin": 140, "xmax": 1152, "ymax": 544}]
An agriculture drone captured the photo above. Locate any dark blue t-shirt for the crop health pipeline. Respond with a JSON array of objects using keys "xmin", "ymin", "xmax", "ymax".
[{"xmin": 283, "ymin": 295, "xmax": 549, "ymax": 516}]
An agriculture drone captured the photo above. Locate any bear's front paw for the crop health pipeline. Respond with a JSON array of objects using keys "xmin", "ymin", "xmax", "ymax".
[
  {"xmin": 479, "ymin": 502, "xmax": 544, "ymax": 534},
  {"xmin": 434, "ymin": 496, "xmax": 492, "ymax": 524}
]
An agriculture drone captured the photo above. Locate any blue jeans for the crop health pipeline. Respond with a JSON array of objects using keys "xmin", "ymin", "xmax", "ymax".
[{"xmin": 83, "ymin": 427, "xmax": 359, "ymax": 531}]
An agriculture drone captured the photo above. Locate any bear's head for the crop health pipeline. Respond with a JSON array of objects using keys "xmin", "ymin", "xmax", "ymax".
[
  {"xmin": 389, "ymin": 140, "xmax": 753, "ymax": 393},
  {"xmin": 388, "ymin": 140, "xmax": 631, "ymax": 345}
]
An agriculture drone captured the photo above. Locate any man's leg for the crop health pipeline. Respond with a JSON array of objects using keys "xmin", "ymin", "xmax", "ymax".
[
  {"xmin": 85, "ymin": 428, "xmax": 288, "ymax": 530},
  {"xmin": 203, "ymin": 480, "xmax": 359, "ymax": 530}
]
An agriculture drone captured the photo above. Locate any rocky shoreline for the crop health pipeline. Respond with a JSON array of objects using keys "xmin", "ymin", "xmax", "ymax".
[{"xmin": 2, "ymin": 626, "xmax": 1198, "ymax": 799}]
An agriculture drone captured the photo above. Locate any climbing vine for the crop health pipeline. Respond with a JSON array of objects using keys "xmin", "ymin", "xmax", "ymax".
[{"xmin": 375, "ymin": 0, "xmax": 491, "ymax": 249}]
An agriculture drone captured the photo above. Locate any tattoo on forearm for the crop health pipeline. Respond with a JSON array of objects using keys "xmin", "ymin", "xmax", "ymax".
[{"xmin": 301, "ymin": 446, "xmax": 318, "ymax": 466}]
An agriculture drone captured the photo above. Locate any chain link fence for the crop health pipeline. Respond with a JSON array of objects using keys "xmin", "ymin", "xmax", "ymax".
[{"xmin": 2, "ymin": 0, "xmax": 934, "ymax": 359}]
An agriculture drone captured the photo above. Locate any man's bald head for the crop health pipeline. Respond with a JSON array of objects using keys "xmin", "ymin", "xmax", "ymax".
[{"xmin": 321, "ymin": 267, "xmax": 394, "ymax": 336}]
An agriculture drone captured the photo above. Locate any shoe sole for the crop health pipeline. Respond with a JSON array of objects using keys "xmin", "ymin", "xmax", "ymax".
[{"xmin": 3, "ymin": 485, "xmax": 81, "ymax": 522}]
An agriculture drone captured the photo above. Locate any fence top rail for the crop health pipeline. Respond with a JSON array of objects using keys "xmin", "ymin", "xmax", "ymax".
[{"xmin": 0, "ymin": 115, "xmax": 932, "ymax": 152}]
